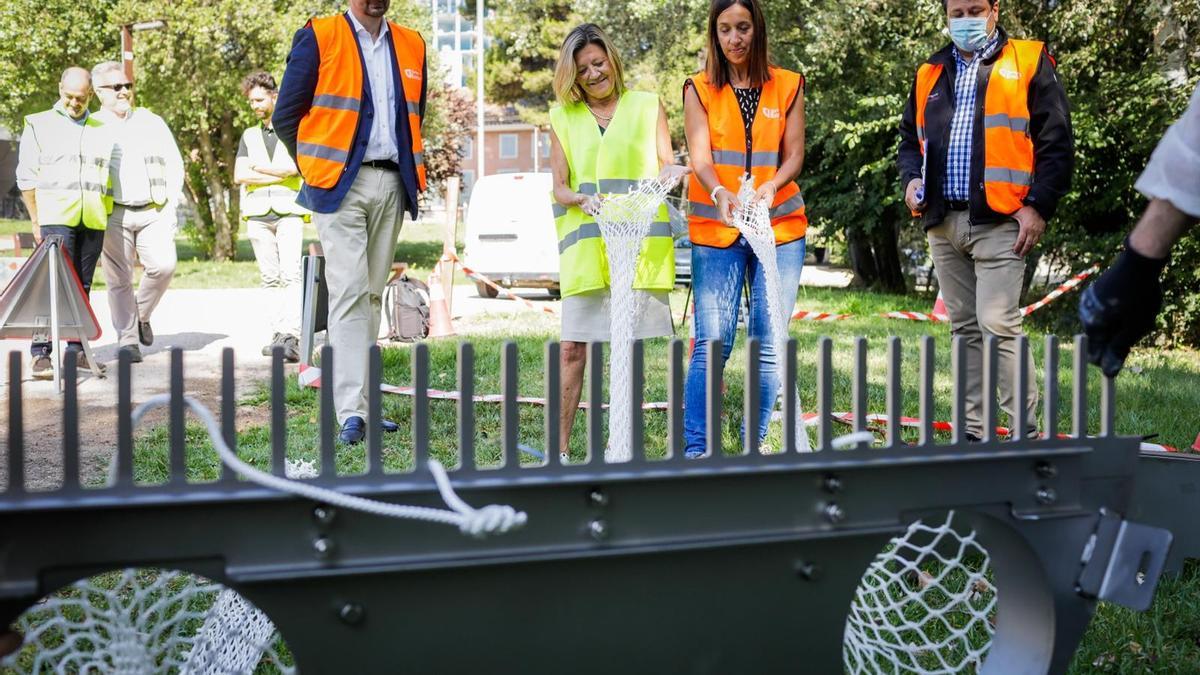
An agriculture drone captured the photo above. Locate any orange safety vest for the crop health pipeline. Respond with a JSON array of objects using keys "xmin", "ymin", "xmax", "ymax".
[
  {"xmin": 687, "ymin": 66, "xmax": 807, "ymax": 248},
  {"xmin": 914, "ymin": 39, "xmax": 1043, "ymax": 215},
  {"xmin": 296, "ymin": 15, "xmax": 426, "ymax": 191}
]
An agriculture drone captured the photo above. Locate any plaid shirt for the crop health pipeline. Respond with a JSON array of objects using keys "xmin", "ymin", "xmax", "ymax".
[{"xmin": 944, "ymin": 34, "xmax": 1002, "ymax": 201}]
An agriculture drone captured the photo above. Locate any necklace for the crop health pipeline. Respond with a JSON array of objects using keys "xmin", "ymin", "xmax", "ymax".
[{"xmin": 585, "ymin": 98, "xmax": 617, "ymax": 122}]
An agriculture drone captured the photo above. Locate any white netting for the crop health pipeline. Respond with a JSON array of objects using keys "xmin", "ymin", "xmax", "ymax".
[
  {"xmin": 1, "ymin": 568, "xmax": 294, "ymax": 674},
  {"xmin": 843, "ymin": 511, "xmax": 998, "ymax": 674},
  {"xmin": 729, "ymin": 176, "xmax": 811, "ymax": 451},
  {"xmin": 594, "ymin": 172, "xmax": 685, "ymax": 462}
]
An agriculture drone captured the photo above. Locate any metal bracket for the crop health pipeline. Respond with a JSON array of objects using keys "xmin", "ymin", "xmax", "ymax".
[{"xmin": 1077, "ymin": 509, "xmax": 1173, "ymax": 611}]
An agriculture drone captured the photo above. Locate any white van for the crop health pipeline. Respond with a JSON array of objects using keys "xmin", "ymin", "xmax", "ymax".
[{"xmin": 463, "ymin": 172, "xmax": 560, "ymax": 298}]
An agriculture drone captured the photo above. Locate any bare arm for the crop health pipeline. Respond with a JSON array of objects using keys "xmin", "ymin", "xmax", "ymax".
[
  {"xmin": 233, "ymin": 157, "xmax": 286, "ymax": 186},
  {"xmin": 1129, "ymin": 199, "xmax": 1197, "ymax": 259},
  {"xmin": 21, "ymin": 190, "xmax": 39, "ymax": 243},
  {"xmin": 684, "ymin": 83, "xmax": 737, "ymax": 224},
  {"xmin": 549, "ymin": 128, "xmax": 589, "ymax": 210},
  {"xmin": 656, "ymin": 102, "xmax": 674, "ymax": 169}
]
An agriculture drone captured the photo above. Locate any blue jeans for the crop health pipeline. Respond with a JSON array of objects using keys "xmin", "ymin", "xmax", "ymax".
[{"xmin": 684, "ymin": 236, "xmax": 805, "ymax": 456}]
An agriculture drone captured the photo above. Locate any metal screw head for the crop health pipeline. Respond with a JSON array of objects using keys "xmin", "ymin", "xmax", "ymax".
[
  {"xmin": 1035, "ymin": 461, "xmax": 1058, "ymax": 479},
  {"xmin": 1036, "ymin": 487, "xmax": 1058, "ymax": 505},
  {"xmin": 822, "ymin": 475, "xmax": 843, "ymax": 494},
  {"xmin": 338, "ymin": 602, "xmax": 364, "ymax": 625},
  {"xmin": 588, "ymin": 519, "xmax": 609, "ymax": 541},
  {"xmin": 795, "ymin": 561, "xmax": 823, "ymax": 582},
  {"xmin": 313, "ymin": 537, "xmax": 336, "ymax": 559},
  {"xmin": 588, "ymin": 488, "xmax": 609, "ymax": 507},
  {"xmin": 313, "ymin": 505, "xmax": 337, "ymax": 526},
  {"xmin": 823, "ymin": 503, "xmax": 846, "ymax": 525}
]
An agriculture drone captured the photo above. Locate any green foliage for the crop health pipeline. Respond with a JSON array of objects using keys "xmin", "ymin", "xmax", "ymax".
[
  {"xmin": 480, "ymin": 0, "xmax": 581, "ymax": 113},
  {"xmin": 422, "ymin": 84, "xmax": 475, "ymax": 190}
]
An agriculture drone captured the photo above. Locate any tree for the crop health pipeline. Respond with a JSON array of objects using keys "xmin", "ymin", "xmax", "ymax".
[
  {"xmin": 422, "ymin": 86, "xmax": 475, "ymax": 190},
  {"xmin": 477, "ymin": 0, "xmax": 581, "ymax": 122}
]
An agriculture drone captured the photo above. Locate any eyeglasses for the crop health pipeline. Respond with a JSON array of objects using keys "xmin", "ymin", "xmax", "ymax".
[{"xmin": 99, "ymin": 83, "xmax": 134, "ymax": 92}]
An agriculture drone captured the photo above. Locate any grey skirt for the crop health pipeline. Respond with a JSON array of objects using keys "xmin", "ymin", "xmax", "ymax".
[{"xmin": 560, "ymin": 288, "xmax": 674, "ymax": 342}]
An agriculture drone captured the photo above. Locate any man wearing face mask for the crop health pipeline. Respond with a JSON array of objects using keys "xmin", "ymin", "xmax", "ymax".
[
  {"xmin": 898, "ymin": 0, "xmax": 1074, "ymax": 441},
  {"xmin": 15, "ymin": 66, "xmax": 114, "ymax": 378},
  {"xmin": 92, "ymin": 61, "xmax": 185, "ymax": 364}
]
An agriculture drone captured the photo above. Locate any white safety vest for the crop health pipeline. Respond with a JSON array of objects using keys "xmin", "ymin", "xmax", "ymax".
[
  {"xmin": 23, "ymin": 109, "xmax": 113, "ymax": 229},
  {"xmin": 239, "ymin": 125, "xmax": 309, "ymax": 220}
]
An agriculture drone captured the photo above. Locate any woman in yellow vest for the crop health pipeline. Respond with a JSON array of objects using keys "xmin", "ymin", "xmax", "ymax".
[
  {"xmin": 548, "ymin": 23, "xmax": 688, "ymax": 459},
  {"xmin": 682, "ymin": 0, "xmax": 808, "ymax": 457}
]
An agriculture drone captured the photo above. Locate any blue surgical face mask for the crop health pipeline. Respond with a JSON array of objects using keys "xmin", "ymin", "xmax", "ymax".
[{"xmin": 949, "ymin": 17, "xmax": 991, "ymax": 53}]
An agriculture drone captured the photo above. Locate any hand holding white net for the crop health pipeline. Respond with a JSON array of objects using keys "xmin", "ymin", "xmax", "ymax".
[
  {"xmin": 594, "ymin": 171, "xmax": 686, "ymax": 462},
  {"xmin": 729, "ymin": 176, "xmax": 811, "ymax": 451}
]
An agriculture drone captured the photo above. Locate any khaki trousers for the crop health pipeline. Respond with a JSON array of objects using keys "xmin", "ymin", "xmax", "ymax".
[
  {"xmin": 246, "ymin": 216, "xmax": 304, "ymax": 336},
  {"xmin": 314, "ymin": 167, "xmax": 405, "ymax": 424},
  {"xmin": 101, "ymin": 204, "xmax": 178, "ymax": 347},
  {"xmin": 927, "ymin": 211, "xmax": 1039, "ymax": 437}
]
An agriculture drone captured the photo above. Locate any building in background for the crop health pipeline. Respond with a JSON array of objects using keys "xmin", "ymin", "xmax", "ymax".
[
  {"xmin": 460, "ymin": 105, "xmax": 550, "ymax": 196},
  {"xmin": 430, "ymin": 0, "xmax": 484, "ymax": 90}
]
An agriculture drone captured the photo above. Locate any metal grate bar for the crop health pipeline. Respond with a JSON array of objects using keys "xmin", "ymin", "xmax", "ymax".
[
  {"xmin": 951, "ymin": 337, "xmax": 966, "ymax": 444},
  {"xmin": 501, "ymin": 342, "xmax": 519, "ymax": 469},
  {"xmin": 271, "ymin": 349, "xmax": 287, "ymax": 478},
  {"xmin": 1013, "ymin": 336, "xmax": 1030, "ymax": 441},
  {"xmin": 668, "ymin": 339, "xmax": 684, "ymax": 461},
  {"xmin": 544, "ymin": 342, "xmax": 560, "ymax": 466},
  {"xmin": 62, "ymin": 351, "xmax": 80, "ymax": 491},
  {"xmin": 220, "ymin": 348, "xmax": 236, "ymax": 483},
  {"xmin": 458, "ymin": 343, "xmax": 476, "ymax": 471},
  {"xmin": 783, "ymin": 337, "xmax": 798, "ymax": 454},
  {"xmin": 743, "ymin": 337, "xmax": 760, "ymax": 457},
  {"xmin": 983, "ymin": 336, "xmax": 998, "ymax": 443},
  {"xmin": 115, "ymin": 349, "xmax": 134, "ymax": 487},
  {"xmin": 630, "ymin": 340, "xmax": 645, "ymax": 463},
  {"xmin": 319, "ymin": 345, "xmax": 335, "ymax": 478},
  {"xmin": 587, "ymin": 341, "xmax": 604, "ymax": 464},
  {"xmin": 817, "ymin": 337, "xmax": 833, "ymax": 451},
  {"xmin": 705, "ymin": 339, "xmax": 723, "ymax": 458},
  {"xmin": 1073, "ymin": 335, "xmax": 1088, "ymax": 439},
  {"xmin": 169, "ymin": 349, "xmax": 186, "ymax": 485},
  {"xmin": 1044, "ymin": 336, "xmax": 1059, "ymax": 439},
  {"xmin": 7, "ymin": 352, "xmax": 23, "ymax": 494},
  {"xmin": 413, "ymin": 343, "xmax": 430, "ymax": 472},
  {"xmin": 920, "ymin": 336, "xmax": 935, "ymax": 446},
  {"xmin": 887, "ymin": 337, "xmax": 902, "ymax": 448},
  {"xmin": 1101, "ymin": 373, "xmax": 1116, "ymax": 437},
  {"xmin": 367, "ymin": 345, "xmax": 383, "ymax": 475},
  {"xmin": 853, "ymin": 338, "xmax": 868, "ymax": 449}
]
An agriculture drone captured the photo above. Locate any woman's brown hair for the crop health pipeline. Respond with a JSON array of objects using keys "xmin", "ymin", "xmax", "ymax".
[{"xmin": 703, "ymin": 0, "xmax": 771, "ymax": 89}]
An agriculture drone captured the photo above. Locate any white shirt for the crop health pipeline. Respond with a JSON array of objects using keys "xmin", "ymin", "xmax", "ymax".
[
  {"xmin": 1136, "ymin": 82, "xmax": 1200, "ymax": 218},
  {"xmin": 93, "ymin": 107, "xmax": 186, "ymax": 206},
  {"xmin": 15, "ymin": 103, "xmax": 88, "ymax": 192},
  {"xmin": 347, "ymin": 11, "xmax": 399, "ymax": 163}
]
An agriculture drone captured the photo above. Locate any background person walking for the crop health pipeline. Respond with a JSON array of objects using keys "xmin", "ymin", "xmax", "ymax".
[
  {"xmin": 235, "ymin": 71, "xmax": 310, "ymax": 363},
  {"xmin": 92, "ymin": 60, "xmax": 185, "ymax": 363}
]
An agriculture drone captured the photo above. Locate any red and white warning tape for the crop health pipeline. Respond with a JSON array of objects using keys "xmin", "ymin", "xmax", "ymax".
[
  {"xmin": 444, "ymin": 252, "xmax": 557, "ymax": 316},
  {"xmin": 298, "ymin": 364, "xmax": 1179, "ymax": 453},
  {"xmin": 1020, "ymin": 265, "xmax": 1099, "ymax": 317}
]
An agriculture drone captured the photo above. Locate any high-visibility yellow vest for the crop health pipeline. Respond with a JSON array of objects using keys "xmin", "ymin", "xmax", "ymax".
[
  {"xmin": 548, "ymin": 91, "xmax": 674, "ymax": 298},
  {"xmin": 23, "ymin": 109, "xmax": 113, "ymax": 229},
  {"xmin": 914, "ymin": 39, "xmax": 1044, "ymax": 215},
  {"xmin": 239, "ymin": 124, "xmax": 310, "ymax": 220}
]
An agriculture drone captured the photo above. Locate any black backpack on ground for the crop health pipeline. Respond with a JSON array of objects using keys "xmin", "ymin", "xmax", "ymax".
[{"xmin": 384, "ymin": 273, "xmax": 430, "ymax": 342}]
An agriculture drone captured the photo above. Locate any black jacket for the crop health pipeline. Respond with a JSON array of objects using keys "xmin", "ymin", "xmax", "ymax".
[{"xmin": 898, "ymin": 29, "xmax": 1074, "ymax": 229}]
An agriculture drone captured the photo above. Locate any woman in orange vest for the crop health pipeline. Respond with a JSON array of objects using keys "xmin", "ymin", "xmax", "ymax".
[{"xmin": 682, "ymin": 0, "xmax": 808, "ymax": 458}]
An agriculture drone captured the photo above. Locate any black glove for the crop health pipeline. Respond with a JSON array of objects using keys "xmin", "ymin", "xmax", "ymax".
[{"xmin": 1078, "ymin": 238, "xmax": 1169, "ymax": 377}]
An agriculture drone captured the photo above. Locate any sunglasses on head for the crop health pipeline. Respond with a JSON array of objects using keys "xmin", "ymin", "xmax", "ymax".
[{"xmin": 100, "ymin": 82, "xmax": 133, "ymax": 92}]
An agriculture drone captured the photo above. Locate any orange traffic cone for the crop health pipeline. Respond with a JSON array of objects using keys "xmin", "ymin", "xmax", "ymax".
[
  {"xmin": 426, "ymin": 262, "xmax": 456, "ymax": 338},
  {"xmin": 932, "ymin": 291, "xmax": 948, "ymax": 321},
  {"xmin": 1192, "ymin": 431, "xmax": 1200, "ymax": 453}
]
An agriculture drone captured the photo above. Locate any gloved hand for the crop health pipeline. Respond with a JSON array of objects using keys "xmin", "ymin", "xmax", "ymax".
[{"xmin": 1078, "ymin": 238, "xmax": 1169, "ymax": 377}]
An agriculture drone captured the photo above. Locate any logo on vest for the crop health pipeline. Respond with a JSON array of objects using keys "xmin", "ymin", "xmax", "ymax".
[
  {"xmin": 404, "ymin": 68, "xmax": 421, "ymax": 80},
  {"xmin": 998, "ymin": 67, "xmax": 1020, "ymax": 80},
  {"xmin": 762, "ymin": 107, "xmax": 780, "ymax": 119}
]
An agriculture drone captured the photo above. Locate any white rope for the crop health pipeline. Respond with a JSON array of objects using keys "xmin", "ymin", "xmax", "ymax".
[{"xmin": 129, "ymin": 395, "xmax": 528, "ymax": 538}]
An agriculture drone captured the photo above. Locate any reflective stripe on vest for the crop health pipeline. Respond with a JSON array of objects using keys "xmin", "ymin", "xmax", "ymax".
[
  {"xmin": 241, "ymin": 124, "xmax": 310, "ymax": 219},
  {"xmin": 548, "ymin": 91, "xmax": 674, "ymax": 298},
  {"xmin": 296, "ymin": 15, "xmax": 426, "ymax": 191},
  {"xmin": 686, "ymin": 66, "xmax": 808, "ymax": 248},
  {"xmin": 913, "ymin": 40, "xmax": 1043, "ymax": 215},
  {"xmin": 24, "ymin": 109, "xmax": 113, "ymax": 230}
]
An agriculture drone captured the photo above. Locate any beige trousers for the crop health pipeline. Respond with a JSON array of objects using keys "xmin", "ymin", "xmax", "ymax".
[
  {"xmin": 246, "ymin": 216, "xmax": 304, "ymax": 336},
  {"xmin": 927, "ymin": 211, "xmax": 1039, "ymax": 437},
  {"xmin": 314, "ymin": 167, "xmax": 405, "ymax": 424},
  {"xmin": 101, "ymin": 204, "xmax": 178, "ymax": 347}
]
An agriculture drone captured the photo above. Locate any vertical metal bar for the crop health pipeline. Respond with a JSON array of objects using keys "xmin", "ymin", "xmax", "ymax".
[
  {"xmin": 271, "ymin": 348, "xmax": 287, "ymax": 477},
  {"xmin": 367, "ymin": 345, "xmax": 383, "ymax": 475},
  {"xmin": 919, "ymin": 336, "xmax": 935, "ymax": 446},
  {"xmin": 319, "ymin": 345, "xmax": 336, "ymax": 477},
  {"xmin": 413, "ymin": 343, "xmax": 430, "ymax": 472},
  {"xmin": 982, "ymin": 335, "xmax": 998, "ymax": 443},
  {"xmin": 458, "ymin": 343, "xmax": 476, "ymax": 471},
  {"xmin": 168, "ymin": 349, "xmax": 186, "ymax": 484},
  {"xmin": 587, "ymin": 341, "xmax": 604, "ymax": 464},
  {"xmin": 502, "ymin": 342, "xmax": 519, "ymax": 468},
  {"xmin": 1043, "ymin": 335, "xmax": 1059, "ymax": 440},
  {"xmin": 48, "ymin": 246, "xmax": 61, "ymax": 391},
  {"xmin": 783, "ymin": 337, "xmax": 798, "ymax": 454},
  {"xmin": 705, "ymin": 339, "xmax": 723, "ymax": 458},
  {"xmin": 1101, "ymin": 373, "xmax": 1116, "ymax": 437},
  {"xmin": 7, "ymin": 352, "xmax": 24, "ymax": 494},
  {"xmin": 1013, "ymin": 335, "xmax": 1030, "ymax": 442},
  {"xmin": 220, "ymin": 348, "xmax": 236, "ymax": 482},
  {"xmin": 817, "ymin": 337, "xmax": 833, "ymax": 451},
  {"xmin": 951, "ymin": 336, "xmax": 967, "ymax": 444},
  {"xmin": 115, "ymin": 349, "xmax": 134, "ymax": 487},
  {"xmin": 62, "ymin": 350, "xmax": 79, "ymax": 491},
  {"xmin": 743, "ymin": 338, "xmax": 761, "ymax": 456},
  {"xmin": 630, "ymin": 340, "xmax": 645, "ymax": 461},
  {"xmin": 886, "ymin": 337, "xmax": 902, "ymax": 448},
  {"xmin": 668, "ymin": 339, "xmax": 685, "ymax": 460},
  {"xmin": 544, "ymin": 341, "xmax": 561, "ymax": 465},
  {"xmin": 1073, "ymin": 335, "xmax": 1088, "ymax": 439},
  {"xmin": 853, "ymin": 338, "xmax": 868, "ymax": 440}
]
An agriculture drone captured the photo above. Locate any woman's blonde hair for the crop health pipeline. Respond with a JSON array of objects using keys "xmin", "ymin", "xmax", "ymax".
[{"xmin": 552, "ymin": 23, "xmax": 627, "ymax": 106}]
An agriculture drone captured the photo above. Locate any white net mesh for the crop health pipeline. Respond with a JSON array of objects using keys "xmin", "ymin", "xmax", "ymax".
[
  {"xmin": 1, "ymin": 568, "xmax": 293, "ymax": 674},
  {"xmin": 843, "ymin": 511, "xmax": 998, "ymax": 674},
  {"xmin": 729, "ymin": 176, "xmax": 810, "ymax": 451},
  {"xmin": 594, "ymin": 174, "xmax": 682, "ymax": 462}
]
